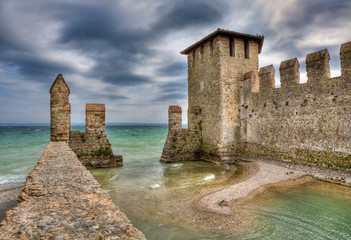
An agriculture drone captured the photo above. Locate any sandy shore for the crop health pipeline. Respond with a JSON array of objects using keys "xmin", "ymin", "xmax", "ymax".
[
  {"xmin": 167, "ymin": 159, "xmax": 351, "ymax": 231},
  {"xmin": 197, "ymin": 161, "xmax": 307, "ymax": 215},
  {"xmin": 0, "ymin": 183, "xmax": 24, "ymax": 222}
]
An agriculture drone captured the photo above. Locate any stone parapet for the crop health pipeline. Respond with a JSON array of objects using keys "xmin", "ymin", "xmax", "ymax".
[{"xmin": 0, "ymin": 142, "xmax": 145, "ymax": 239}]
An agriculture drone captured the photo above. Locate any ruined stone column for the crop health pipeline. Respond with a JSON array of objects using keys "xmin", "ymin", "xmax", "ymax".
[
  {"xmin": 86, "ymin": 104, "xmax": 106, "ymax": 135},
  {"xmin": 50, "ymin": 74, "xmax": 71, "ymax": 142},
  {"xmin": 168, "ymin": 106, "xmax": 182, "ymax": 132}
]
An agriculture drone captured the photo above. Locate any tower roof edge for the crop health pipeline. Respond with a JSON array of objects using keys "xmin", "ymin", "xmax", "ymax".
[
  {"xmin": 180, "ymin": 28, "xmax": 264, "ymax": 55},
  {"xmin": 50, "ymin": 74, "xmax": 70, "ymax": 94}
]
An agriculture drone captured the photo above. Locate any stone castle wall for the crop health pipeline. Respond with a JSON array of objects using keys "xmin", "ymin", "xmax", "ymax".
[
  {"xmin": 162, "ymin": 29, "xmax": 351, "ymax": 169},
  {"xmin": 240, "ymin": 43, "xmax": 351, "ymax": 169}
]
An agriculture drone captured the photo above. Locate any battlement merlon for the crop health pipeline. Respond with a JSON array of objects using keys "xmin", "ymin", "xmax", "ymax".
[
  {"xmin": 340, "ymin": 41, "xmax": 351, "ymax": 85},
  {"xmin": 86, "ymin": 104, "xmax": 106, "ymax": 134},
  {"xmin": 168, "ymin": 106, "xmax": 182, "ymax": 132},
  {"xmin": 279, "ymin": 58, "xmax": 300, "ymax": 88},
  {"xmin": 241, "ymin": 71, "xmax": 259, "ymax": 94},
  {"xmin": 306, "ymin": 49, "xmax": 330, "ymax": 86},
  {"xmin": 258, "ymin": 65, "xmax": 275, "ymax": 92}
]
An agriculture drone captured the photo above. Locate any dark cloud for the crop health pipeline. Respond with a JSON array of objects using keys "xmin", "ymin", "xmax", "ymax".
[
  {"xmin": 56, "ymin": 3, "xmax": 152, "ymax": 54},
  {"xmin": 156, "ymin": 61, "xmax": 187, "ymax": 76},
  {"xmin": 90, "ymin": 93, "xmax": 129, "ymax": 101},
  {"xmin": 154, "ymin": 0, "xmax": 223, "ymax": 31},
  {"xmin": 103, "ymin": 73, "xmax": 152, "ymax": 86},
  {"xmin": 159, "ymin": 80, "xmax": 187, "ymax": 93},
  {"xmin": 154, "ymin": 92, "xmax": 187, "ymax": 102},
  {"xmin": 2, "ymin": 55, "xmax": 72, "ymax": 78}
]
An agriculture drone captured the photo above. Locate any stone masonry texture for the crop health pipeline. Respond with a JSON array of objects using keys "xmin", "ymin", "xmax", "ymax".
[
  {"xmin": 161, "ymin": 29, "xmax": 351, "ymax": 170},
  {"xmin": 0, "ymin": 142, "xmax": 145, "ymax": 239}
]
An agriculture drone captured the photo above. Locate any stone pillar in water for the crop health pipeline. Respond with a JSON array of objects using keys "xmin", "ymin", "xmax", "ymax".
[{"xmin": 50, "ymin": 74, "xmax": 71, "ymax": 142}]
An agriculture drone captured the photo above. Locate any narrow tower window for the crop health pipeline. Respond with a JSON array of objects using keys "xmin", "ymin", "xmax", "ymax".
[
  {"xmin": 244, "ymin": 40, "xmax": 250, "ymax": 59},
  {"xmin": 200, "ymin": 46, "xmax": 204, "ymax": 63},
  {"xmin": 192, "ymin": 50, "xmax": 196, "ymax": 67},
  {"xmin": 210, "ymin": 40, "xmax": 214, "ymax": 57},
  {"xmin": 229, "ymin": 37, "xmax": 234, "ymax": 57}
]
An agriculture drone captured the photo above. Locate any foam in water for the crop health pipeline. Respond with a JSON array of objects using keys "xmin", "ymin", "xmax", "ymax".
[
  {"xmin": 171, "ymin": 163, "xmax": 183, "ymax": 168},
  {"xmin": 149, "ymin": 183, "xmax": 161, "ymax": 189},
  {"xmin": 204, "ymin": 174, "xmax": 215, "ymax": 181}
]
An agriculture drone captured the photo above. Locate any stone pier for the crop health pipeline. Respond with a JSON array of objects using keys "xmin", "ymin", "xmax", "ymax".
[{"xmin": 0, "ymin": 142, "xmax": 145, "ymax": 239}]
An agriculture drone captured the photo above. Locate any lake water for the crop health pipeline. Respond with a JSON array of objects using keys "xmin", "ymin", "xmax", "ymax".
[{"xmin": 1, "ymin": 125, "xmax": 351, "ymax": 239}]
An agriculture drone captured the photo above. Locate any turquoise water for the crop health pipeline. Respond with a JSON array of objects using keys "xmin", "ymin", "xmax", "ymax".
[
  {"xmin": 0, "ymin": 126, "xmax": 50, "ymax": 184},
  {"xmin": 1, "ymin": 125, "xmax": 351, "ymax": 239}
]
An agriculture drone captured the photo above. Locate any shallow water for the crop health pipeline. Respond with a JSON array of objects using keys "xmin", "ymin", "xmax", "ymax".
[
  {"xmin": 1, "ymin": 125, "xmax": 351, "ymax": 239},
  {"xmin": 234, "ymin": 182, "xmax": 351, "ymax": 240},
  {"xmin": 0, "ymin": 126, "xmax": 49, "ymax": 184}
]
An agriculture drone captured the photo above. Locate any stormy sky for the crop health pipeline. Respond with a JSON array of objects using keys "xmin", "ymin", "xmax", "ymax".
[{"xmin": 0, "ymin": 0, "xmax": 350, "ymax": 124}]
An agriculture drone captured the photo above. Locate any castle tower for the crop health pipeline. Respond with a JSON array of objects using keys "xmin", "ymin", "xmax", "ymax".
[
  {"xmin": 50, "ymin": 74, "xmax": 71, "ymax": 142},
  {"xmin": 180, "ymin": 29, "xmax": 264, "ymax": 162}
]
